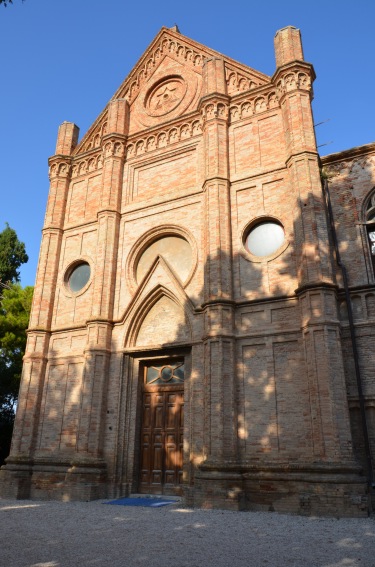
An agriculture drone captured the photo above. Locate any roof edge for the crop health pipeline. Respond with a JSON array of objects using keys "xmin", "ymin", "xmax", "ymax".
[{"xmin": 321, "ymin": 141, "xmax": 375, "ymax": 165}]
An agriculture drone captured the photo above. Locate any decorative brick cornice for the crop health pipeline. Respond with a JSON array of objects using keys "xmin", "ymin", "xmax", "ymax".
[
  {"xmin": 61, "ymin": 73, "xmax": 317, "ymax": 172},
  {"xmin": 199, "ymin": 94, "xmax": 230, "ymax": 123},
  {"xmin": 102, "ymin": 137, "xmax": 127, "ymax": 159},
  {"xmin": 119, "ymin": 33, "xmax": 204, "ymax": 107},
  {"xmin": 75, "ymin": 118, "xmax": 108, "ymax": 155},
  {"xmin": 71, "ymin": 152, "xmax": 103, "ymax": 179},
  {"xmin": 48, "ymin": 156, "xmax": 72, "ymax": 180},
  {"xmin": 225, "ymin": 65, "xmax": 268, "ymax": 97},
  {"xmin": 229, "ymin": 89, "xmax": 280, "ymax": 123},
  {"xmin": 125, "ymin": 116, "xmax": 203, "ymax": 159},
  {"xmin": 70, "ymin": 82, "xmax": 293, "ymax": 162},
  {"xmin": 71, "ymin": 135, "xmax": 127, "ymax": 178},
  {"xmin": 272, "ymin": 61, "xmax": 315, "ymax": 101}
]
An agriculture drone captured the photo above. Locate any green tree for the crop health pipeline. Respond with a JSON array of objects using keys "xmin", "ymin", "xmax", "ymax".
[
  {"xmin": 0, "ymin": 223, "xmax": 28, "ymax": 285},
  {"xmin": 0, "ymin": 285, "xmax": 33, "ymax": 464},
  {"xmin": 0, "ymin": 224, "xmax": 31, "ymax": 464}
]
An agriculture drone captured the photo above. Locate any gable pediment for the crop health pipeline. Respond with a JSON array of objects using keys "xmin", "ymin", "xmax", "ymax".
[
  {"xmin": 73, "ymin": 27, "xmax": 271, "ymax": 155},
  {"xmin": 126, "ymin": 52, "xmax": 203, "ymax": 134},
  {"xmin": 116, "ymin": 28, "xmax": 270, "ymax": 106}
]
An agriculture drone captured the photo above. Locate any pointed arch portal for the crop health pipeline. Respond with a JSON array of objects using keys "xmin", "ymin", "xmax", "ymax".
[
  {"xmin": 121, "ymin": 289, "xmax": 191, "ymax": 495},
  {"xmin": 138, "ymin": 359, "xmax": 185, "ymax": 494}
]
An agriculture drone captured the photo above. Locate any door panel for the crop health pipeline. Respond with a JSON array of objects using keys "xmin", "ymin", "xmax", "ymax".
[{"xmin": 139, "ymin": 384, "xmax": 184, "ymax": 495}]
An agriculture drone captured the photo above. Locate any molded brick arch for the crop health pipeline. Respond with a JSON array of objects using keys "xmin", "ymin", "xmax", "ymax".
[{"xmin": 124, "ymin": 285, "xmax": 193, "ymax": 348}]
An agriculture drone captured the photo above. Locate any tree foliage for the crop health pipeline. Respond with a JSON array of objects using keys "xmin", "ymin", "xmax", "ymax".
[
  {"xmin": 0, "ymin": 284, "xmax": 33, "ymax": 464},
  {"xmin": 0, "ymin": 1, "xmax": 22, "ymax": 6},
  {"xmin": 0, "ymin": 223, "xmax": 28, "ymax": 285},
  {"xmin": 0, "ymin": 224, "xmax": 31, "ymax": 464}
]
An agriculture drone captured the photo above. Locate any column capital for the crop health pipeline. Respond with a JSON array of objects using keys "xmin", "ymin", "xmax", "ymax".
[
  {"xmin": 199, "ymin": 94, "xmax": 230, "ymax": 123},
  {"xmin": 48, "ymin": 155, "xmax": 72, "ymax": 180},
  {"xmin": 272, "ymin": 61, "xmax": 315, "ymax": 103},
  {"xmin": 101, "ymin": 135, "xmax": 127, "ymax": 159}
]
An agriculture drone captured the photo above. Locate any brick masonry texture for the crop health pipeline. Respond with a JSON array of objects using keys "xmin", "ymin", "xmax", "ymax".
[{"xmin": 1, "ymin": 26, "xmax": 374, "ymax": 516}]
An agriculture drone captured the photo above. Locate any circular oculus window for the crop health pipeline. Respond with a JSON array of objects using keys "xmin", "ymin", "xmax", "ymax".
[
  {"xmin": 67, "ymin": 262, "xmax": 91, "ymax": 293},
  {"xmin": 246, "ymin": 221, "xmax": 285, "ymax": 257}
]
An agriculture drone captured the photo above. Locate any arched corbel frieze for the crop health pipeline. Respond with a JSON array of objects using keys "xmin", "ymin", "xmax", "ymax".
[{"xmin": 48, "ymin": 158, "xmax": 72, "ymax": 181}]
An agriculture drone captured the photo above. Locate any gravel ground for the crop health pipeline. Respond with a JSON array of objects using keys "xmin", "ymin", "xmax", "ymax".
[{"xmin": 1, "ymin": 498, "xmax": 375, "ymax": 567}]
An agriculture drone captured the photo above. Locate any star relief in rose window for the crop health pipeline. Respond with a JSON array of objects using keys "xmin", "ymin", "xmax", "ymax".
[{"xmin": 155, "ymin": 84, "xmax": 178, "ymax": 110}]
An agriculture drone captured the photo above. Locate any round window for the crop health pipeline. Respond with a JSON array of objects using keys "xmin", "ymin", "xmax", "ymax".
[
  {"xmin": 68, "ymin": 262, "xmax": 91, "ymax": 292},
  {"xmin": 246, "ymin": 221, "xmax": 285, "ymax": 257}
]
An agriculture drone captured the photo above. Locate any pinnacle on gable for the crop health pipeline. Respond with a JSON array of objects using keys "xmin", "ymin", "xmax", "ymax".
[
  {"xmin": 274, "ymin": 25, "xmax": 304, "ymax": 67},
  {"xmin": 169, "ymin": 24, "xmax": 180, "ymax": 33},
  {"xmin": 55, "ymin": 122, "xmax": 79, "ymax": 156}
]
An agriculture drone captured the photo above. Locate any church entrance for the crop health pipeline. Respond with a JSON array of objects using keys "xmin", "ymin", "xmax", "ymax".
[{"xmin": 138, "ymin": 360, "xmax": 184, "ymax": 495}]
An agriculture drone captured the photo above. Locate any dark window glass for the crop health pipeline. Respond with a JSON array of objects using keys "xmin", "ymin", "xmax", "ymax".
[
  {"xmin": 69, "ymin": 262, "xmax": 91, "ymax": 292},
  {"xmin": 146, "ymin": 362, "xmax": 184, "ymax": 385}
]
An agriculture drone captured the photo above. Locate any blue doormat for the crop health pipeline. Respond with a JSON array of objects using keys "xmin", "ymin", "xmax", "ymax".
[{"xmin": 105, "ymin": 497, "xmax": 178, "ymax": 507}]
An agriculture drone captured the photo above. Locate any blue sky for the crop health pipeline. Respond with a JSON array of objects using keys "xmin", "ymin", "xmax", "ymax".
[{"xmin": 1, "ymin": 0, "xmax": 374, "ymax": 287}]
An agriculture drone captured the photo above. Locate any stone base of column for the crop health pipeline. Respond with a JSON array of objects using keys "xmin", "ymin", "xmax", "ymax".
[
  {"xmin": 0, "ymin": 455, "xmax": 108, "ymax": 502},
  {"xmin": 242, "ymin": 462, "xmax": 368, "ymax": 517},
  {"xmin": 188, "ymin": 465, "xmax": 245, "ymax": 511},
  {"xmin": 0, "ymin": 456, "xmax": 33, "ymax": 499},
  {"xmin": 186, "ymin": 461, "xmax": 369, "ymax": 516}
]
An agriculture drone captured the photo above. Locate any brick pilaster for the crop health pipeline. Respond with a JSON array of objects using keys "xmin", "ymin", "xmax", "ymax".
[
  {"xmin": 78, "ymin": 100, "xmax": 128, "ymax": 459},
  {"xmin": 273, "ymin": 27, "xmax": 333, "ymax": 287},
  {"xmin": 199, "ymin": 59, "xmax": 237, "ymax": 464},
  {"xmin": 91, "ymin": 99, "xmax": 128, "ymax": 319},
  {"xmin": 3, "ymin": 124, "xmax": 78, "ymax": 471},
  {"xmin": 274, "ymin": 28, "xmax": 355, "ymax": 466},
  {"xmin": 76, "ymin": 322, "xmax": 112, "ymax": 456}
]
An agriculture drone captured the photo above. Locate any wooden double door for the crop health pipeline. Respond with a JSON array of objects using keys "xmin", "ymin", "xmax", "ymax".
[{"xmin": 139, "ymin": 361, "xmax": 184, "ymax": 494}]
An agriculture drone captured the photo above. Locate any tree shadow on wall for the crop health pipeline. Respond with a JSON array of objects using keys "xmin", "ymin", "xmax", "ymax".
[
  {"xmin": 3, "ymin": 164, "xmax": 375, "ymax": 496},
  {"xmin": 4, "ymin": 346, "xmax": 87, "ymax": 471},
  {"xmin": 147, "ymin": 178, "xmax": 375, "ymax": 483}
]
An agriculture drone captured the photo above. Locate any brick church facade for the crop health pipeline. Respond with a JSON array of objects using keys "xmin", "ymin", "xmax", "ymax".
[{"xmin": 1, "ymin": 26, "xmax": 375, "ymax": 515}]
